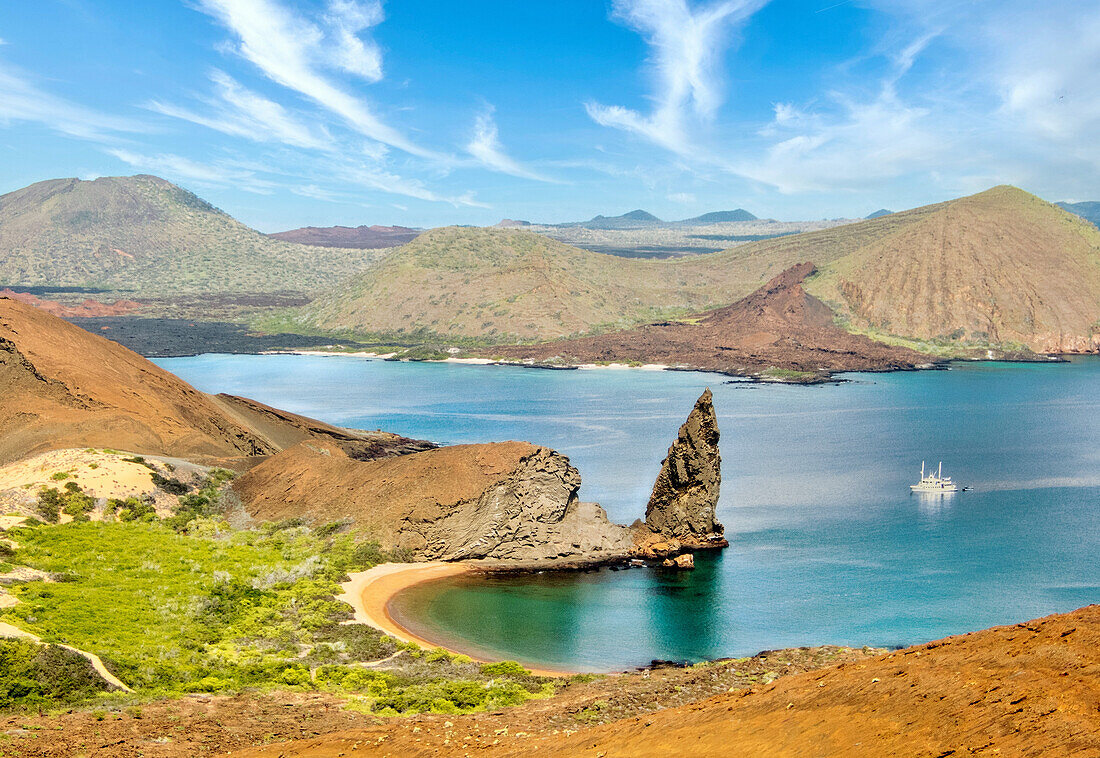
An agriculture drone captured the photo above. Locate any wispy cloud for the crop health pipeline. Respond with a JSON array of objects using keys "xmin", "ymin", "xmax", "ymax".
[
  {"xmin": 586, "ymin": 0, "xmax": 769, "ymax": 155},
  {"xmin": 147, "ymin": 70, "xmax": 333, "ymax": 150},
  {"xmin": 196, "ymin": 0, "xmax": 441, "ymax": 160},
  {"xmin": 333, "ymin": 161, "xmax": 490, "ymax": 207},
  {"xmin": 739, "ymin": 32, "xmax": 944, "ymax": 192},
  {"xmin": 987, "ymin": 4, "xmax": 1100, "ymax": 172},
  {"xmin": 324, "ymin": 0, "xmax": 385, "ymax": 81},
  {"xmin": 466, "ymin": 107, "xmax": 556, "ymax": 182},
  {"xmin": 0, "ymin": 61, "xmax": 141, "ymax": 141},
  {"xmin": 106, "ymin": 148, "xmax": 278, "ymax": 193}
]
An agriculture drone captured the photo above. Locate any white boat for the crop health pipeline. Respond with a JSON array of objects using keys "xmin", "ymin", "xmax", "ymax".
[{"xmin": 910, "ymin": 461, "xmax": 958, "ymax": 493}]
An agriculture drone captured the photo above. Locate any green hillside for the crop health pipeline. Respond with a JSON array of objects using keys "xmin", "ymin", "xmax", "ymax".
[
  {"xmin": 293, "ymin": 226, "xmax": 792, "ymax": 341},
  {"xmin": 296, "ymin": 187, "xmax": 1100, "ymax": 355},
  {"xmin": 0, "ymin": 175, "xmax": 379, "ymax": 294}
]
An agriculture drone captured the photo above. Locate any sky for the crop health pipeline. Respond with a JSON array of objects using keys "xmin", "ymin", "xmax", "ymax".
[{"xmin": 1, "ymin": 0, "xmax": 1098, "ymax": 231}]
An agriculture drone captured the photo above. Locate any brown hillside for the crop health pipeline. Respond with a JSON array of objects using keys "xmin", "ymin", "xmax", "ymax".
[
  {"xmin": 0, "ymin": 297, "xmax": 428, "ymax": 466},
  {"xmin": 295, "ymin": 226, "xmax": 865, "ymax": 341},
  {"xmin": 231, "ymin": 604, "xmax": 1100, "ymax": 758},
  {"xmin": 233, "ymin": 439, "xmax": 632, "ymax": 562},
  {"xmin": 806, "ymin": 186, "xmax": 1100, "ymax": 352},
  {"xmin": 493, "ymin": 263, "xmax": 931, "ymax": 379},
  {"xmin": 269, "ymin": 224, "xmax": 420, "ymax": 249},
  {"xmin": 299, "ymin": 187, "xmax": 1100, "ymax": 354}
]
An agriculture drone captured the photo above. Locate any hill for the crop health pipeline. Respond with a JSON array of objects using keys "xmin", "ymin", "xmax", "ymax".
[
  {"xmin": 865, "ymin": 208, "xmax": 893, "ymax": 219},
  {"xmin": 1057, "ymin": 200, "xmax": 1100, "ymax": 227},
  {"xmin": 556, "ymin": 209, "xmax": 663, "ymax": 229},
  {"xmin": 291, "ymin": 186, "xmax": 1100, "ymax": 353},
  {"xmin": 231, "ymin": 604, "xmax": 1100, "ymax": 757},
  {"xmin": 492, "ymin": 263, "xmax": 931, "ymax": 380},
  {"xmin": 0, "ymin": 175, "xmax": 378, "ymax": 295},
  {"xmin": 805, "ymin": 186, "xmax": 1100, "ymax": 353},
  {"xmin": 268, "ymin": 224, "xmax": 420, "ymax": 249},
  {"xmin": 293, "ymin": 227, "xmax": 797, "ymax": 341},
  {"xmin": 680, "ymin": 209, "xmax": 757, "ymax": 223},
  {"xmin": 0, "ymin": 297, "xmax": 429, "ymax": 466}
]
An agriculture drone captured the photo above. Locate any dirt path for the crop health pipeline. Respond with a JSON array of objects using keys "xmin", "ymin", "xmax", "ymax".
[{"xmin": 0, "ymin": 621, "xmax": 131, "ymax": 692}]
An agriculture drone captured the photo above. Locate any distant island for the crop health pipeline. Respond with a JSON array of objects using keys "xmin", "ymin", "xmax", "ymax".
[{"xmin": 269, "ymin": 224, "xmax": 422, "ymax": 249}]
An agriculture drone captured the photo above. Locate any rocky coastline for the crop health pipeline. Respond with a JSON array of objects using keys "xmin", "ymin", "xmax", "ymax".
[{"xmin": 233, "ymin": 389, "xmax": 729, "ymax": 569}]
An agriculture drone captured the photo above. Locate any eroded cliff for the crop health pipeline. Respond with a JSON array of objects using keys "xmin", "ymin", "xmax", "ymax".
[
  {"xmin": 640, "ymin": 389, "xmax": 725, "ymax": 551},
  {"xmin": 233, "ymin": 440, "xmax": 632, "ymax": 564}
]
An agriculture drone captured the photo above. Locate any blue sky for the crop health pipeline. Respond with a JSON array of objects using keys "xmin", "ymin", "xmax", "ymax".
[{"xmin": 1, "ymin": 0, "xmax": 1098, "ymax": 230}]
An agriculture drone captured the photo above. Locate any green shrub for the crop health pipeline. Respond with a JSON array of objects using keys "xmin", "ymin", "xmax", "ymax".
[
  {"xmin": 481, "ymin": 660, "xmax": 529, "ymax": 678},
  {"xmin": 106, "ymin": 497, "xmax": 157, "ymax": 523},
  {"xmin": 35, "ymin": 488, "xmax": 62, "ymax": 523},
  {"xmin": 36, "ymin": 483, "xmax": 95, "ymax": 524},
  {"xmin": 0, "ymin": 639, "xmax": 111, "ymax": 709},
  {"xmin": 150, "ymin": 473, "xmax": 190, "ymax": 495}
]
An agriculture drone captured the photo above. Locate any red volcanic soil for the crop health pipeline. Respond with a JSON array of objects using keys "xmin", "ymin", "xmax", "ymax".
[
  {"xmin": 0, "ymin": 297, "xmax": 429, "ymax": 466},
  {"xmin": 268, "ymin": 224, "xmax": 420, "ymax": 249},
  {"xmin": 230, "ymin": 604, "xmax": 1100, "ymax": 758},
  {"xmin": 0, "ymin": 288, "xmax": 143, "ymax": 317},
  {"xmin": 493, "ymin": 262, "xmax": 933, "ymax": 380}
]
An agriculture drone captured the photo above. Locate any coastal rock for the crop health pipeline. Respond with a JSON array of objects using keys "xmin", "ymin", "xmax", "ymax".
[
  {"xmin": 233, "ymin": 440, "xmax": 633, "ymax": 564},
  {"xmin": 643, "ymin": 389, "xmax": 724, "ymax": 544},
  {"xmin": 660, "ymin": 554, "xmax": 695, "ymax": 569}
]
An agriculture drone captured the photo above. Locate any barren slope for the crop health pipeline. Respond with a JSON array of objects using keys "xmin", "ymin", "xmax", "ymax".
[
  {"xmin": 806, "ymin": 186, "xmax": 1100, "ymax": 352},
  {"xmin": 0, "ymin": 297, "xmax": 427, "ymax": 466},
  {"xmin": 231, "ymin": 604, "xmax": 1100, "ymax": 758},
  {"xmin": 493, "ymin": 263, "xmax": 931, "ymax": 379},
  {"xmin": 269, "ymin": 224, "xmax": 420, "ymax": 249},
  {"xmin": 233, "ymin": 439, "xmax": 631, "ymax": 562},
  {"xmin": 295, "ymin": 226, "xmax": 871, "ymax": 341}
]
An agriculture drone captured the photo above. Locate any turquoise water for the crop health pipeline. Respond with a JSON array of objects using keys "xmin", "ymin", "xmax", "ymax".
[{"xmin": 157, "ymin": 354, "xmax": 1100, "ymax": 671}]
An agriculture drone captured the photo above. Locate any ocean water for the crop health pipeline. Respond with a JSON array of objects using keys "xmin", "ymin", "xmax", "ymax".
[{"xmin": 157, "ymin": 354, "xmax": 1100, "ymax": 671}]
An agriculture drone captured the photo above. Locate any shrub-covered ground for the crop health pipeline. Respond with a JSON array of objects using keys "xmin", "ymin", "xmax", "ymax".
[{"xmin": 0, "ymin": 514, "xmax": 551, "ymax": 714}]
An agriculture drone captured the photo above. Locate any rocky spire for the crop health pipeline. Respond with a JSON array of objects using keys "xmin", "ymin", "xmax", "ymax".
[{"xmin": 644, "ymin": 388, "xmax": 723, "ymax": 541}]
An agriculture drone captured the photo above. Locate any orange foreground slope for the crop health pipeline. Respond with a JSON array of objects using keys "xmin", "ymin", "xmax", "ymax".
[{"xmin": 230, "ymin": 604, "xmax": 1100, "ymax": 758}]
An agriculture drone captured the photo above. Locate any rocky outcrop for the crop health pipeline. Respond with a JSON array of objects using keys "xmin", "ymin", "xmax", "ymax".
[
  {"xmin": 235, "ymin": 391, "xmax": 728, "ymax": 566},
  {"xmin": 642, "ymin": 389, "xmax": 724, "ymax": 546},
  {"xmin": 233, "ymin": 440, "xmax": 632, "ymax": 564}
]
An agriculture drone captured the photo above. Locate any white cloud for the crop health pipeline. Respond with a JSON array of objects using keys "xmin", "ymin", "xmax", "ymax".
[
  {"xmin": 334, "ymin": 161, "xmax": 489, "ymax": 207},
  {"xmin": 106, "ymin": 148, "xmax": 277, "ymax": 193},
  {"xmin": 196, "ymin": 0, "xmax": 440, "ymax": 160},
  {"xmin": 586, "ymin": 0, "xmax": 769, "ymax": 155},
  {"xmin": 324, "ymin": 0, "xmax": 385, "ymax": 81},
  {"xmin": 147, "ymin": 70, "xmax": 333, "ymax": 150},
  {"xmin": 0, "ymin": 61, "xmax": 141, "ymax": 141},
  {"xmin": 739, "ymin": 34, "xmax": 944, "ymax": 193},
  {"xmin": 987, "ymin": 5, "xmax": 1100, "ymax": 170},
  {"xmin": 465, "ymin": 107, "xmax": 556, "ymax": 182},
  {"xmin": 668, "ymin": 192, "xmax": 695, "ymax": 203}
]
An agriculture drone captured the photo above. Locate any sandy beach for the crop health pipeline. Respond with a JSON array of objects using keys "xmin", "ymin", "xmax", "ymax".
[{"xmin": 337, "ymin": 562, "xmax": 572, "ymax": 677}]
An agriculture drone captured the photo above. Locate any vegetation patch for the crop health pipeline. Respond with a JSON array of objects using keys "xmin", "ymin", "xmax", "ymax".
[
  {"xmin": 0, "ymin": 515, "xmax": 551, "ymax": 713},
  {"xmin": 0, "ymin": 638, "xmax": 113, "ymax": 710}
]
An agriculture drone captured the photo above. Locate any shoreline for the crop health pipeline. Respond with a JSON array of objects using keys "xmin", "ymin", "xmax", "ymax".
[{"xmin": 337, "ymin": 562, "xmax": 577, "ymax": 678}]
